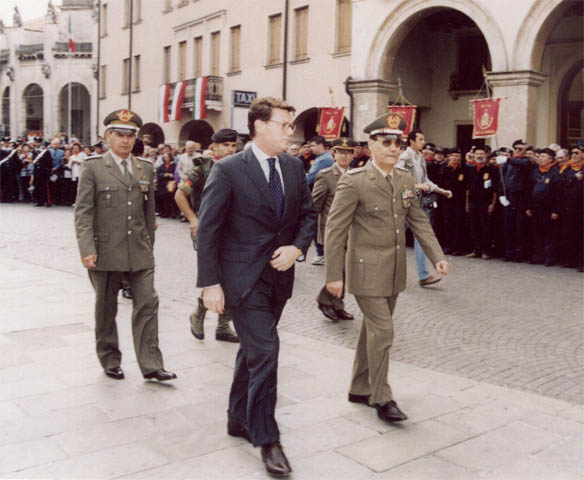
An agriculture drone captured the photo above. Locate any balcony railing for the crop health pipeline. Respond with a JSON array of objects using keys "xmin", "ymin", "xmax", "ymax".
[
  {"xmin": 53, "ymin": 42, "xmax": 93, "ymax": 58},
  {"xmin": 181, "ymin": 76, "xmax": 223, "ymax": 108},
  {"xmin": 0, "ymin": 49, "xmax": 8, "ymax": 66},
  {"xmin": 16, "ymin": 44, "xmax": 44, "ymax": 60}
]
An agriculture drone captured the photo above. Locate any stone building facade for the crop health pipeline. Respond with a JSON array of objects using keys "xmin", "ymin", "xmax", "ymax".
[{"xmin": 0, "ymin": 0, "xmax": 98, "ymax": 144}]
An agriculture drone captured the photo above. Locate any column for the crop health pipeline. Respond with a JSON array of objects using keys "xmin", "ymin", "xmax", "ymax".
[
  {"xmin": 348, "ymin": 79, "xmax": 396, "ymax": 141},
  {"xmin": 486, "ymin": 70, "xmax": 547, "ymax": 147}
]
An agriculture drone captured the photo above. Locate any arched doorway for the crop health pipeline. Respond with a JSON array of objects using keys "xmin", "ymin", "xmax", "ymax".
[
  {"xmin": 139, "ymin": 123, "xmax": 165, "ymax": 148},
  {"xmin": 178, "ymin": 120, "xmax": 214, "ymax": 149},
  {"xmin": 59, "ymin": 83, "xmax": 91, "ymax": 144},
  {"xmin": 381, "ymin": 8, "xmax": 493, "ymax": 148},
  {"xmin": 559, "ymin": 62, "xmax": 583, "ymax": 147},
  {"xmin": 1, "ymin": 87, "xmax": 9, "ymax": 138},
  {"xmin": 22, "ymin": 84, "xmax": 43, "ymax": 133},
  {"xmin": 293, "ymin": 107, "xmax": 349, "ymax": 143}
]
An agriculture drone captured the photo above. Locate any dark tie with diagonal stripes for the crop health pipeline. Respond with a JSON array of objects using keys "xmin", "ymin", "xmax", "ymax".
[
  {"xmin": 121, "ymin": 159, "xmax": 132, "ymax": 184},
  {"xmin": 267, "ymin": 157, "xmax": 284, "ymax": 221}
]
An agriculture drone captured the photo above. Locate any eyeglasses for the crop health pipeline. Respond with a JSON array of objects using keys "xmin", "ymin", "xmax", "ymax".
[
  {"xmin": 268, "ymin": 120, "xmax": 296, "ymax": 132},
  {"xmin": 570, "ymin": 151, "xmax": 580, "ymax": 155}
]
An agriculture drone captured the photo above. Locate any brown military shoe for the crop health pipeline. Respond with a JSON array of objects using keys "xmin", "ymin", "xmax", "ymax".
[{"xmin": 419, "ymin": 276, "xmax": 441, "ymax": 287}]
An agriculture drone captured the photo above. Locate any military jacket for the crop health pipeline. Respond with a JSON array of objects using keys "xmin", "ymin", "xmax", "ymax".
[
  {"xmin": 325, "ymin": 161, "xmax": 445, "ymax": 297},
  {"xmin": 178, "ymin": 154, "xmax": 214, "ymax": 214},
  {"xmin": 529, "ymin": 166, "xmax": 560, "ymax": 212},
  {"xmin": 312, "ymin": 163, "xmax": 345, "ymax": 244},
  {"xmin": 74, "ymin": 152, "xmax": 156, "ymax": 272},
  {"xmin": 465, "ymin": 164, "xmax": 496, "ymax": 204}
]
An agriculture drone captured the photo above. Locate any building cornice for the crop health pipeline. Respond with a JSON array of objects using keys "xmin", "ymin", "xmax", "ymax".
[
  {"xmin": 173, "ymin": 10, "xmax": 226, "ymax": 33},
  {"xmin": 347, "ymin": 78, "xmax": 397, "ymax": 95},
  {"xmin": 486, "ymin": 70, "xmax": 548, "ymax": 87}
]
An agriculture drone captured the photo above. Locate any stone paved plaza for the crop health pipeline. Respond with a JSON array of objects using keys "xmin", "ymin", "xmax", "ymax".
[{"xmin": 0, "ymin": 204, "xmax": 582, "ymax": 479}]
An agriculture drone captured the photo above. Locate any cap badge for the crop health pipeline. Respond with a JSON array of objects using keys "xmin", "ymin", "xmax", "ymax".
[
  {"xmin": 386, "ymin": 114, "xmax": 401, "ymax": 129},
  {"xmin": 117, "ymin": 110, "xmax": 134, "ymax": 123}
]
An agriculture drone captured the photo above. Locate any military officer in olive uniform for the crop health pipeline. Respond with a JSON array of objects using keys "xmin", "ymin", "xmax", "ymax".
[
  {"xmin": 175, "ymin": 129, "xmax": 239, "ymax": 342},
  {"xmin": 325, "ymin": 113, "xmax": 449, "ymax": 423},
  {"xmin": 74, "ymin": 109, "xmax": 176, "ymax": 382},
  {"xmin": 312, "ymin": 137, "xmax": 356, "ymax": 322}
]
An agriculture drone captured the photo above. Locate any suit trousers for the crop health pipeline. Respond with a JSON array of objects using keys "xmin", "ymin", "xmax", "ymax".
[
  {"xmin": 468, "ymin": 202, "xmax": 490, "ymax": 255},
  {"xmin": 88, "ymin": 268, "xmax": 164, "ymax": 374},
  {"xmin": 228, "ymin": 266, "xmax": 288, "ymax": 447},
  {"xmin": 350, "ymin": 295, "xmax": 398, "ymax": 405}
]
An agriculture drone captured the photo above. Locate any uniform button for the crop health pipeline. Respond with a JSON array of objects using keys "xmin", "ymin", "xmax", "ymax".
[
  {"xmin": 128, "ymin": 230, "xmax": 132, "ymax": 235},
  {"xmin": 128, "ymin": 187, "xmax": 132, "ymax": 192},
  {"xmin": 394, "ymin": 214, "xmax": 398, "ymax": 218},
  {"xmin": 128, "ymin": 216, "xmax": 132, "ymax": 220},
  {"xmin": 393, "ymin": 199, "xmax": 396, "ymax": 203},
  {"xmin": 374, "ymin": 207, "xmax": 378, "ymax": 211},
  {"xmin": 396, "ymin": 229, "xmax": 400, "ymax": 234},
  {"xmin": 105, "ymin": 187, "xmax": 110, "ymax": 191},
  {"xmin": 128, "ymin": 201, "xmax": 132, "ymax": 205},
  {"xmin": 359, "ymin": 259, "xmax": 363, "ymax": 263},
  {"xmin": 397, "ymin": 245, "xmax": 400, "ymax": 249}
]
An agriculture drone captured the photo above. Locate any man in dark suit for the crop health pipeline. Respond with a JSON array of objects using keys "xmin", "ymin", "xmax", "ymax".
[{"xmin": 196, "ymin": 97, "xmax": 316, "ymax": 477}]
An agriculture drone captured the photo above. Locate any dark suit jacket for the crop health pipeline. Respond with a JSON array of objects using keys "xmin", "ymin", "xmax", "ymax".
[{"xmin": 196, "ymin": 147, "xmax": 317, "ymax": 307}]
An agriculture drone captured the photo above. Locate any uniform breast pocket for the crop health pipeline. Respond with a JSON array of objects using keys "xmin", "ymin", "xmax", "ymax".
[{"xmin": 97, "ymin": 184, "xmax": 119, "ymax": 207}]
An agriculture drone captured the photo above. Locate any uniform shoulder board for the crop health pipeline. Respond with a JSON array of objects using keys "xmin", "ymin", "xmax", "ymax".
[
  {"xmin": 395, "ymin": 166, "xmax": 408, "ymax": 172},
  {"xmin": 347, "ymin": 166, "xmax": 366, "ymax": 175},
  {"xmin": 137, "ymin": 156, "xmax": 152, "ymax": 163},
  {"xmin": 320, "ymin": 166, "xmax": 333, "ymax": 174},
  {"xmin": 84, "ymin": 155, "xmax": 102, "ymax": 161}
]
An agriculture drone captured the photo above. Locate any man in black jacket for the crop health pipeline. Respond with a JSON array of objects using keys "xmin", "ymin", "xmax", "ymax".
[{"xmin": 196, "ymin": 97, "xmax": 316, "ymax": 477}]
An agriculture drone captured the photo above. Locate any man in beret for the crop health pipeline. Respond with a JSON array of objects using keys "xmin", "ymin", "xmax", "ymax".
[
  {"xmin": 74, "ymin": 109, "xmax": 176, "ymax": 382},
  {"xmin": 175, "ymin": 128, "xmax": 239, "ymax": 343},
  {"xmin": 325, "ymin": 113, "xmax": 449, "ymax": 424},
  {"xmin": 312, "ymin": 137, "xmax": 357, "ymax": 322}
]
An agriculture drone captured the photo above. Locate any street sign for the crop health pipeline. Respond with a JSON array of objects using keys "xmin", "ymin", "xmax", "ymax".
[{"xmin": 232, "ymin": 90, "xmax": 257, "ymax": 107}]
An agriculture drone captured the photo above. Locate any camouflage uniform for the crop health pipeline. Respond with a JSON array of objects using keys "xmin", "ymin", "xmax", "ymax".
[{"xmin": 179, "ymin": 155, "xmax": 238, "ymax": 342}]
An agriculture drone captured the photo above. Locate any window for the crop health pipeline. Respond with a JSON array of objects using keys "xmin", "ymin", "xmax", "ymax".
[
  {"xmin": 336, "ymin": 0, "xmax": 352, "ymax": 53},
  {"xmin": 100, "ymin": 3, "xmax": 107, "ymax": 36},
  {"xmin": 122, "ymin": 58, "xmax": 130, "ymax": 94},
  {"xmin": 268, "ymin": 13, "xmax": 282, "ymax": 65},
  {"xmin": 99, "ymin": 65, "xmax": 107, "ymax": 98},
  {"xmin": 133, "ymin": 55, "xmax": 141, "ymax": 91},
  {"xmin": 210, "ymin": 31, "xmax": 220, "ymax": 76},
  {"xmin": 294, "ymin": 7, "xmax": 308, "ymax": 60},
  {"xmin": 178, "ymin": 41, "xmax": 187, "ymax": 80},
  {"xmin": 163, "ymin": 46, "xmax": 171, "ymax": 84},
  {"xmin": 133, "ymin": 0, "xmax": 142, "ymax": 23},
  {"xmin": 193, "ymin": 36, "xmax": 203, "ymax": 77},
  {"xmin": 123, "ymin": 0, "xmax": 131, "ymax": 28},
  {"xmin": 230, "ymin": 25, "xmax": 241, "ymax": 72}
]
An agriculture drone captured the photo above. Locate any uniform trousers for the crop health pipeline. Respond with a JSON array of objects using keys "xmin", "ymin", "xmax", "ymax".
[
  {"xmin": 442, "ymin": 200, "xmax": 466, "ymax": 253},
  {"xmin": 503, "ymin": 192, "xmax": 528, "ymax": 260},
  {"xmin": 350, "ymin": 295, "xmax": 398, "ymax": 406},
  {"xmin": 468, "ymin": 202, "xmax": 490, "ymax": 255},
  {"xmin": 88, "ymin": 268, "xmax": 164, "ymax": 374},
  {"xmin": 33, "ymin": 174, "xmax": 50, "ymax": 205},
  {"xmin": 228, "ymin": 266, "xmax": 288, "ymax": 447},
  {"xmin": 530, "ymin": 209, "xmax": 556, "ymax": 264}
]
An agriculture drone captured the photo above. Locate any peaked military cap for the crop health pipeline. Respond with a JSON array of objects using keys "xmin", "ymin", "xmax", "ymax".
[
  {"xmin": 435, "ymin": 146, "xmax": 445, "ymax": 154},
  {"xmin": 423, "ymin": 143, "xmax": 436, "ymax": 152},
  {"xmin": 211, "ymin": 128, "xmax": 238, "ymax": 143},
  {"xmin": 103, "ymin": 109, "xmax": 143, "ymax": 132},
  {"xmin": 448, "ymin": 147, "xmax": 461, "ymax": 154},
  {"xmin": 512, "ymin": 139, "xmax": 526, "ymax": 148},
  {"xmin": 498, "ymin": 147, "xmax": 512, "ymax": 154},
  {"xmin": 539, "ymin": 147, "xmax": 556, "ymax": 158},
  {"xmin": 331, "ymin": 137, "xmax": 357, "ymax": 150},
  {"xmin": 363, "ymin": 113, "xmax": 407, "ymax": 137}
]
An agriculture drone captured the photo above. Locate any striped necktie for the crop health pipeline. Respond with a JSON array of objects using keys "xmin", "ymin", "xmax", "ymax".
[{"xmin": 267, "ymin": 157, "xmax": 284, "ymax": 221}]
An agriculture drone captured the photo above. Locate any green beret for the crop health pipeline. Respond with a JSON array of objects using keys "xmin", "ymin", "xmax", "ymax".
[
  {"xmin": 364, "ymin": 113, "xmax": 407, "ymax": 136},
  {"xmin": 331, "ymin": 137, "xmax": 357, "ymax": 150},
  {"xmin": 103, "ymin": 109, "xmax": 143, "ymax": 131}
]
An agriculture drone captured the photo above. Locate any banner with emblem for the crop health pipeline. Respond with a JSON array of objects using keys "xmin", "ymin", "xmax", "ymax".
[
  {"xmin": 388, "ymin": 105, "xmax": 416, "ymax": 138},
  {"xmin": 471, "ymin": 98, "xmax": 501, "ymax": 138},
  {"xmin": 318, "ymin": 107, "xmax": 345, "ymax": 140}
]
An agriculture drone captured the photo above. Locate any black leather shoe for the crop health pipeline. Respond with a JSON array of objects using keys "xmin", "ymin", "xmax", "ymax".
[
  {"xmin": 375, "ymin": 400, "xmax": 408, "ymax": 422},
  {"xmin": 121, "ymin": 288, "xmax": 133, "ymax": 299},
  {"xmin": 348, "ymin": 393, "xmax": 371, "ymax": 406},
  {"xmin": 215, "ymin": 331, "xmax": 240, "ymax": 343},
  {"xmin": 105, "ymin": 366, "xmax": 124, "ymax": 380},
  {"xmin": 318, "ymin": 303, "xmax": 340, "ymax": 322},
  {"xmin": 227, "ymin": 419, "xmax": 251, "ymax": 443},
  {"xmin": 143, "ymin": 369, "xmax": 177, "ymax": 381},
  {"xmin": 335, "ymin": 309, "xmax": 354, "ymax": 320},
  {"xmin": 261, "ymin": 443, "xmax": 292, "ymax": 477}
]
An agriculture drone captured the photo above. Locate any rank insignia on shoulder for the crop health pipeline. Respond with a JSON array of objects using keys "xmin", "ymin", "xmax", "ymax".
[
  {"xmin": 395, "ymin": 166, "xmax": 408, "ymax": 172},
  {"xmin": 348, "ymin": 166, "xmax": 366, "ymax": 174}
]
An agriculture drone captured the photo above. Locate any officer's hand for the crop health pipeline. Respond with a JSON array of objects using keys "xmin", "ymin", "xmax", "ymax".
[
  {"xmin": 203, "ymin": 285, "xmax": 225, "ymax": 314},
  {"xmin": 488, "ymin": 203, "xmax": 495, "ymax": 215},
  {"xmin": 551, "ymin": 213, "xmax": 559, "ymax": 220},
  {"xmin": 525, "ymin": 209, "xmax": 532, "ymax": 217},
  {"xmin": 189, "ymin": 219, "xmax": 198, "ymax": 237},
  {"xmin": 326, "ymin": 280, "xmax": 344, "ymax": 298},
  {"xmin": 82, "ymin": 254, "xmax": 97, "ymax": 269},
  {"xmin": 435, "ymin": 260, "xmax": 450, "ymax": 276},
  {"xmin": 270, "ymin": 246, "xmax": 300, "ymax": 271}
]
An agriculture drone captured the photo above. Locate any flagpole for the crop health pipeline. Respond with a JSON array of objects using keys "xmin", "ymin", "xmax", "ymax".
[{"xmin": 68, "ymin": 14, "xmax": 72, "ymax": 143}]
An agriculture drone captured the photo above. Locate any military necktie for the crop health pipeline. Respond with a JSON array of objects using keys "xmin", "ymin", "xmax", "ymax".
[
  {"xmin": 267, "ymin": 157, "xmax": 284, "ymax": 221},
  {"xmin": 121, "ymin": 159, "xmax": 132, "ymax": 185}
]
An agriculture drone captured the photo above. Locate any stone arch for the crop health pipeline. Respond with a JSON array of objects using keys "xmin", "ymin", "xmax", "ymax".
[
  {"xmin": 58, "ymin": 82, "xmax": 91, "ymax": 144},
  {"xmin": 1, "ymin": 87, "xmax": 9, "ymax": 138},
  {"xmin": 22, "ymin": 83, "xmax": 44, "ymax": 133},
  {"xmin": 557, "ymin": 57, "xmax": 583, "ymax": 145},
  {"xmin": 512, "ymin": 0, "xmax": 574, "ymax": 71},
  {"xmin": 178, "ymin": 120, "xmax": 214, "ymax": 149},
  {"xmin": 140, "ymin": 123, "xmax": 165, "ymax": 147},
  {"xmin": 366, "ymin": 0, "xmax": 508, "ymax": 80},
  {"xmin": 293, "ymin": 107, "xmax": 349, "ymax": 143}
]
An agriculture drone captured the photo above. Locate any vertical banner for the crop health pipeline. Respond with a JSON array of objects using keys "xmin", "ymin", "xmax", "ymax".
[
  {"xmin": 318, "ymin": 107, "xmax": 345, "ymax": 140},
  {"xmin": 193, "ymin": 77, "xmax": 208, "ymax": 120},
  {"xmin": 159, "ymin": 84, "xmax": 170, "ymax": 123},
  {"xmin": 169, "ymin": 81, "xmax": 187, "ymax": 121},
  {"xmin": 471, "ymin": 98, "xmax": 501, "ymax": 138},
  {"xmin": 388, "ymin": 105, "xmax": 416, "ymax": 137}
]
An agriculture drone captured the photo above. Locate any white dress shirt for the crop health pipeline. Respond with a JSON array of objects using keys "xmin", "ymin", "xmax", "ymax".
[
  {"xmin": 109, "ymin": 151, "xmax": 133, "ymax": 177},
  {"xmin": 371, "ymin": 158, "xmax": 393, "ymax": 178},
  {"xmin": 251, "ymin": 142, "xmax": 285, "ymax": 194}
]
